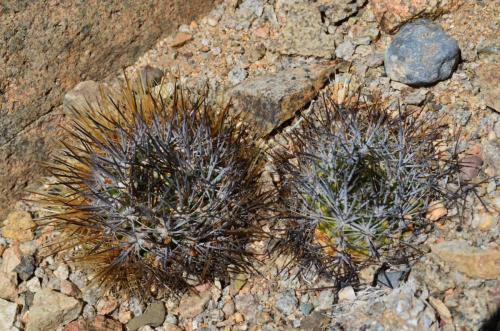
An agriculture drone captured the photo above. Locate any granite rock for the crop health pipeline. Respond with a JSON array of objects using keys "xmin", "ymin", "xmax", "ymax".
[
  {"xmin": 234, "ymin": 293, "xmax": 258, "ymax": 321},
  {"xmin": 13, "ymin": 255, "xmax": 35, "ymax": 281},
  {"xmin": 0, "ymin": 0, "xmax": 217, "ymax": 219},
  {"xmin": 477, "ymin": 63, "xmax": 500, "ymax": 112},
  {"xmin": 271, "ymin": 3, "xmax": 335, "ymax": 58},
  {"xmin": 0, "ymin": 271, "xmax": 17, "ymax": 301},
  {"xmin": 1, "ymin": 247, "xmax": 21, "ymax": 273},
  {"xmin": 321, "ymin": 0, "xmax": 366, "ymax": 25},
  {"xmin": 483, "ymin": 140, "xmax": 500, "ymax": 176},
  {"xmin": 275, "ymin": 290, "xmax": 298, "ymax": 316},
  {"xmin": 175, "ymin": 291, "xmax": 211, "ymax": 320}
]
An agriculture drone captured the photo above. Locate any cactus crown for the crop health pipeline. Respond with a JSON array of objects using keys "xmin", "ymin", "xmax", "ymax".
[{"xmin": 38, "ymin": 80, "xmax": 269, "ymax": 297}]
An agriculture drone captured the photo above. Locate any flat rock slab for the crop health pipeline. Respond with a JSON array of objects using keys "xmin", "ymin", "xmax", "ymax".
[
  {"xmin": 385, "ymin": 19, "xmax": 460, "ymax": 86},
  {"xmin": 432, "ymin": 240, "xmax": 500, "ymax": 279},
  {"xmin": 175, "ymin": 290, "xmax": 212, "ymax": 320},
  {"xmin": 127, "ymin": 302, "xmax": 166, "ymax": 331},
  {"xmin": 229, "ymin": 65, "xmax": 335, "ymax": 136},
  {"xmin": 26, "ymin": 289, "xmax": 83, "ymax": 331}
]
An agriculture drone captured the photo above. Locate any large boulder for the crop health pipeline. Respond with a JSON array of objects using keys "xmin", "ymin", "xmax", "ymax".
[{"xmin": 0, "ymin": 0, "xmax": 217, "ymax": 219}]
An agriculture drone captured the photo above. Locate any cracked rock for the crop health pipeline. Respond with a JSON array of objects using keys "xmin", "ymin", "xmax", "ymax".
[
  {"xmin": 26, "ymin": 289, "xmax": 83, "ymax": 331},
  {"xmin": 229, "ymin": 65, "xmax": 335, "ymax": 136}
]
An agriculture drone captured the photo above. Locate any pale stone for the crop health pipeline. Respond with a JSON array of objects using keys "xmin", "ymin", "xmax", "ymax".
[
  {"xmin": 26, "ymin": 289, "xmax": 83, "ymax": 331},
  {"xmin": 0, "ymin": 272, "xmax": 18, "ymax": 300},
  {"xmin": 0, "ymin": 247, "xmax": 21, "ymax": 273},
  {"xmin": 175, "ymin": 291, "xmax": 212, "ymax": 319},
  {"xmin": 270, "ymin": 3, "xmax": 335, "ymax": 58},
  {"xmin": 428, "ymin": 296, "xmax": 453, "ymax": 325},
  {"xmin": 233, "ymin": 312, "xmax": 244, "ymax": 323},
  {"xmin": 26, "ymin": 277, "xmax": 42, "ymax": 293},
  {"xmin": 54, "ymin": 264, "xmax": 70, "ymax": 281},
  {"xmin": 2, "ymin": 211, "xmax": 35, "ymax": 242},
  {"xmin": 229, "ymin": 65, "xmax": 335, "ymax": 136},
  {"xmin": 0, "ymin": 298, "xmax": 17, "ymax": 331},
  {"xmin": 338, "ymin": 286, "xmax": 356, "ymax": 302},
  {"xmin": 63, "ymin": 80, "xmax": 103, "ymax": 112},
  {"xmin": 170, "ymin": 33, "xmax": 193, "ymax": 47},
  {"xmin": 370, "ymin": 0, "xmax": 463, "ymax": 32}
]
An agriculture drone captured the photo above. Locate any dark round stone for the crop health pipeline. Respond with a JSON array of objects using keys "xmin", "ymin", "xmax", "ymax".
[{"xmin": 385, "ymin": 19, "xmax": 460, "ymax": 86}]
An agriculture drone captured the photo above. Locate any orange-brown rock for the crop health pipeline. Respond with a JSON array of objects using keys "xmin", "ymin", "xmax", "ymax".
[
  {"xmin": 1, "ymin": 210, "xmax": 35, "ymax": 242},
  {"xmin": 0, "ymin": 0, "xmax": 218, "ymax": 219},
  {"xmin": 369, "ymin": 0, "xmax": 463, "ymax": 32},
  {"xmin": 171, "ymin": 32, "xmax": 193, "ymax": 48},
  {"xmin": 432, "ymin": 240, "xmax": 500, "ymax": 279}
]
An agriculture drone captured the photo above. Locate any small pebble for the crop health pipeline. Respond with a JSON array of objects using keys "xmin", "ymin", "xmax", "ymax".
[
  {"xmin": 299, "ymin": 302, "xmax": 314, "ymax": 316},
  {"xmin": 459, "ymin": 155, "xmax": 483, "ymax": 181},
  {"xmin": 275, "ymin": 290, "xmax": 298, "ymax": 316},
  {"xmin": 171, "ymin": 33, "xmax": 193, "ymax": 48},
  {"xmin": 26, "ymin": 277, "xmax": 41, "ymax": 293},
  {"xmin": 335, "ymin": 40, "xmax": 356, "ymax": 60},
  {"xmin": 233, "ymin": 312, "xmax": 245, "ymax": 324},
  {"xmin": 338, "ymin": 286, "xmax": 356, "ymax": 302},
  {"xmin": 405, "ymin": 89, "xmax": 428, "ymax": 105},
  {"xmin": 54, "ymin": 264, "xmax": 69, "ymax": 280},
  {"xmin": 228, "ymin": 67, "xmax": 248, "ymax": 86},
  {"xmin": 14, "ymin": 256, "xmax": 36, "ymax": 281},
  {"xmin": 426, "ymin": 202, "xmax": 448, "ymax": 221}
]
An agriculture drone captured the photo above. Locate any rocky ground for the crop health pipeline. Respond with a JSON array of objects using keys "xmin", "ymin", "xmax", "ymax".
[{"xmin": 0, "ymin": 0, "xmax": 499, "ymax": 330}]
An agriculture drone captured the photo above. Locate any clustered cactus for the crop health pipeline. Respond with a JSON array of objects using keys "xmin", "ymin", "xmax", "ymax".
[
  {"xmin": 38, "ymin": 81, "xmax": 269, "ymax": 297},
  {"xmin": 272, "ymin": 94, "xmax": 475, "ymax": 285},
  {"xmin": 37, "ymin": 76, "xmax": 479, "ymax": 299}
]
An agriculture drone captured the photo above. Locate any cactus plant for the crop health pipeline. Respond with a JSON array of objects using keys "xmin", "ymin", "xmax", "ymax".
[
  {"xmin": 272, "ymin": 94, "xmax": 477, "ymax": 285},
  {"xmin": 36, "ymin": 80, "xmax": 269, "ymax": 298}
]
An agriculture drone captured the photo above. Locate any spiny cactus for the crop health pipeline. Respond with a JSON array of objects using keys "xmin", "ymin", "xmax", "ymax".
[
  {"xmin": 36, "ymin": 80, "xmax": 270, "ymax": 298},
  {"xmin": 272, "ymin": 93, "xmax": 477, "ymax": 285}
]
